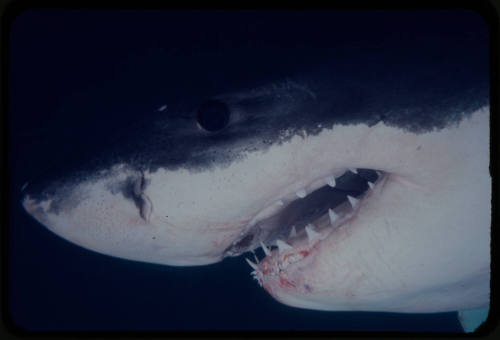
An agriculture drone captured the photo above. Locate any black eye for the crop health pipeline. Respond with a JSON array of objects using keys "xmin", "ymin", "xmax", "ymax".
[{"xmin": 196, "ymin": 100, "xmax": 230, "ymax": 132}]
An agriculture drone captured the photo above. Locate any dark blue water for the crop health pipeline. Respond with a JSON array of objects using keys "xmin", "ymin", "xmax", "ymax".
[{"xmin": 7, "ymin": 9, "xmax": 488, "ymax": 332}]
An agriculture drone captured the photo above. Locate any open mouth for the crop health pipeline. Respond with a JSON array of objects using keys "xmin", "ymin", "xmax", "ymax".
[{"xmin": 223, "ymin": 167, "xmax": 387, "ymax": 286}]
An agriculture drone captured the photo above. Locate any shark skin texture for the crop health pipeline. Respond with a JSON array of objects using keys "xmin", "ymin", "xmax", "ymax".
[{"xmin": 16, "ymin": 10, "xmax": 490, "ymax": 332}]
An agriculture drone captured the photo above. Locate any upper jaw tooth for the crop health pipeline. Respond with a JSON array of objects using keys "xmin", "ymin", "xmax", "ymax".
[
  {"xmin": 288, "ymin": 167, "xmax": 364, "ymax": 203},
  {"xmin": 244, "ymin": 168, "xmax": 370, "ymax": 255},
  {"xmin": 325, "ymin": 176, "xmax": 336, "ymax": 188},
  {"xmin": 296, "ymin": 189, "xmax": 307, "ymax": 198}
]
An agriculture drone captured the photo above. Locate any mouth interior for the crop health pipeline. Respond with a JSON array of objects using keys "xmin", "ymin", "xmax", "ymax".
[{"xmin": 224, "ymin": 168, "xmax": 383, "ymax": 263}]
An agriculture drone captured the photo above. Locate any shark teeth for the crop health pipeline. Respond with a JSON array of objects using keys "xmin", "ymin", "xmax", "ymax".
[
  {"xmin": 328, "ymin": 208, "xmax": 339, "ymax": 225},
  {"xmin": 234, "ymin": 168, "xmax": 387, "ymax": 288},
  {"xmin": 250, "ymin": 270, "xmax": 263, "ymax": 286},
  {"xmin": 325, "ymin": 176, "xmax": 336, "ymax": 188},
  {"xmin": 305, "ymin": 224, "xmax": 322, "ymax": 242},
  {"xmin": 260, "ymin": 241, "xmax": 272, "ymax": 256},
  {"xmin": 347, "ymin": 195, "xmax": 359, "ymax": 208},
  {"xmin": 251, "ymin": 250, "xmax": 260, "ymax": 264},
  {"xmin": 247, "ymin": 168, "xmax": 359, "ymax": 228},
  {"xmin": 294, "ymin": 168, "xmax": 359, "ymax": 201},
  {"xmin": 276, "ymin": 239, "xmax": 293, "ymax": 253},
  {"xmin": 296, "ymin": 189, "xmax": 307, "ymax": 198},
  {"xmin": 246, "ymin": 258, "xmax": 259, "ymax": 270}
]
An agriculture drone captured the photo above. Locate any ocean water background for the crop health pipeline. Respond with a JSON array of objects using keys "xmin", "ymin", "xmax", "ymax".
[{"xmin": 7, "ymin": 9, "xmax": 488, "ymax": 331}]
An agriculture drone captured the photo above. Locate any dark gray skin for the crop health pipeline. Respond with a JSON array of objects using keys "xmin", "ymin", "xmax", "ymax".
[{"xmin": 22, "ymin": 22, "xmax": 488, "ymax": 204}]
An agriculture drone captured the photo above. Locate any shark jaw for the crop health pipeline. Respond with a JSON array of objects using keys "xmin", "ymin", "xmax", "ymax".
[
  {"xmin": 239, "ymin": 168, "xmax": 388, "ymax": 284},
  {"xmin": 224, "ymin": 167, "xmax": 384, "ymax": 257},
  {"xmin": 22, "ymin": 107, "xmax": 490, "ymax": 314},
  {"xmin": 235, "ymin": 108, "xmax": 490, "ymax": 314}
]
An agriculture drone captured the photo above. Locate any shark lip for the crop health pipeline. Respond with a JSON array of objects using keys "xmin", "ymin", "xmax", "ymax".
[
  {"xmin": 224, "ymin": 168, "xmax": 386, "ymax": 261},
  {"xmin": 240, "ymin": 169, "xmax": 388, "ymax": 287}
]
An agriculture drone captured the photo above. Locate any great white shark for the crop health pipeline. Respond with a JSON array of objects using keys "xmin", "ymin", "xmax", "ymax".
[{"xmin": 18, "ymin": 10, "xmax": 490, "ymax": 332}]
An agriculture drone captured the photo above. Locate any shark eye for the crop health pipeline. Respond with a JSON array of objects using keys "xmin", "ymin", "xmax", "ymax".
[{"xmin": 196, "ymin": 100, "xmax": 230, "ymax": 132}]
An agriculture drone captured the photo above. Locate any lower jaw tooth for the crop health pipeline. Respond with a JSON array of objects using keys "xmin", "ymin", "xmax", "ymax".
[
  {"xmin": 252, "ymin": 252, "xmax": 260, "ymax": 264},
  {"xmin": 276, "ymin": 239, "xmax": 293, "ymax": 253},
  {"xmin": 305, "ymin": 224, "xmax": 321, "ymax": 242},
  {"xmin": 347, "ymin": 195, "xmax": 359, "ymax": 208},
  {"xmin": 245, "ymin": 170, "xmax": 374, "ymax": 262},
  {"xmin": 260, "ymin": 241, "xmax": 272, "ymax": 256},
  {"xmin": 328, "ymin": 208, "xmax": 339, "ymax": 225},
  {"xmin": 246, "ymin": 258, "xmax": 259, "ymax": 270}
]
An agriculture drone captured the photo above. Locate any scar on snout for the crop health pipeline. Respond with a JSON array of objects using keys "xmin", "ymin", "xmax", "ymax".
[{"xmin": 304, "ymin": 284, "xmax": 312, "ymax": 292}]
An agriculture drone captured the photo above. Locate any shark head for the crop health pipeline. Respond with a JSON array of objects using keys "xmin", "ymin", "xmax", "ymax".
[{"xmin": 20, "ymin": 11, "xmax": 490, "ymax": 316}]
